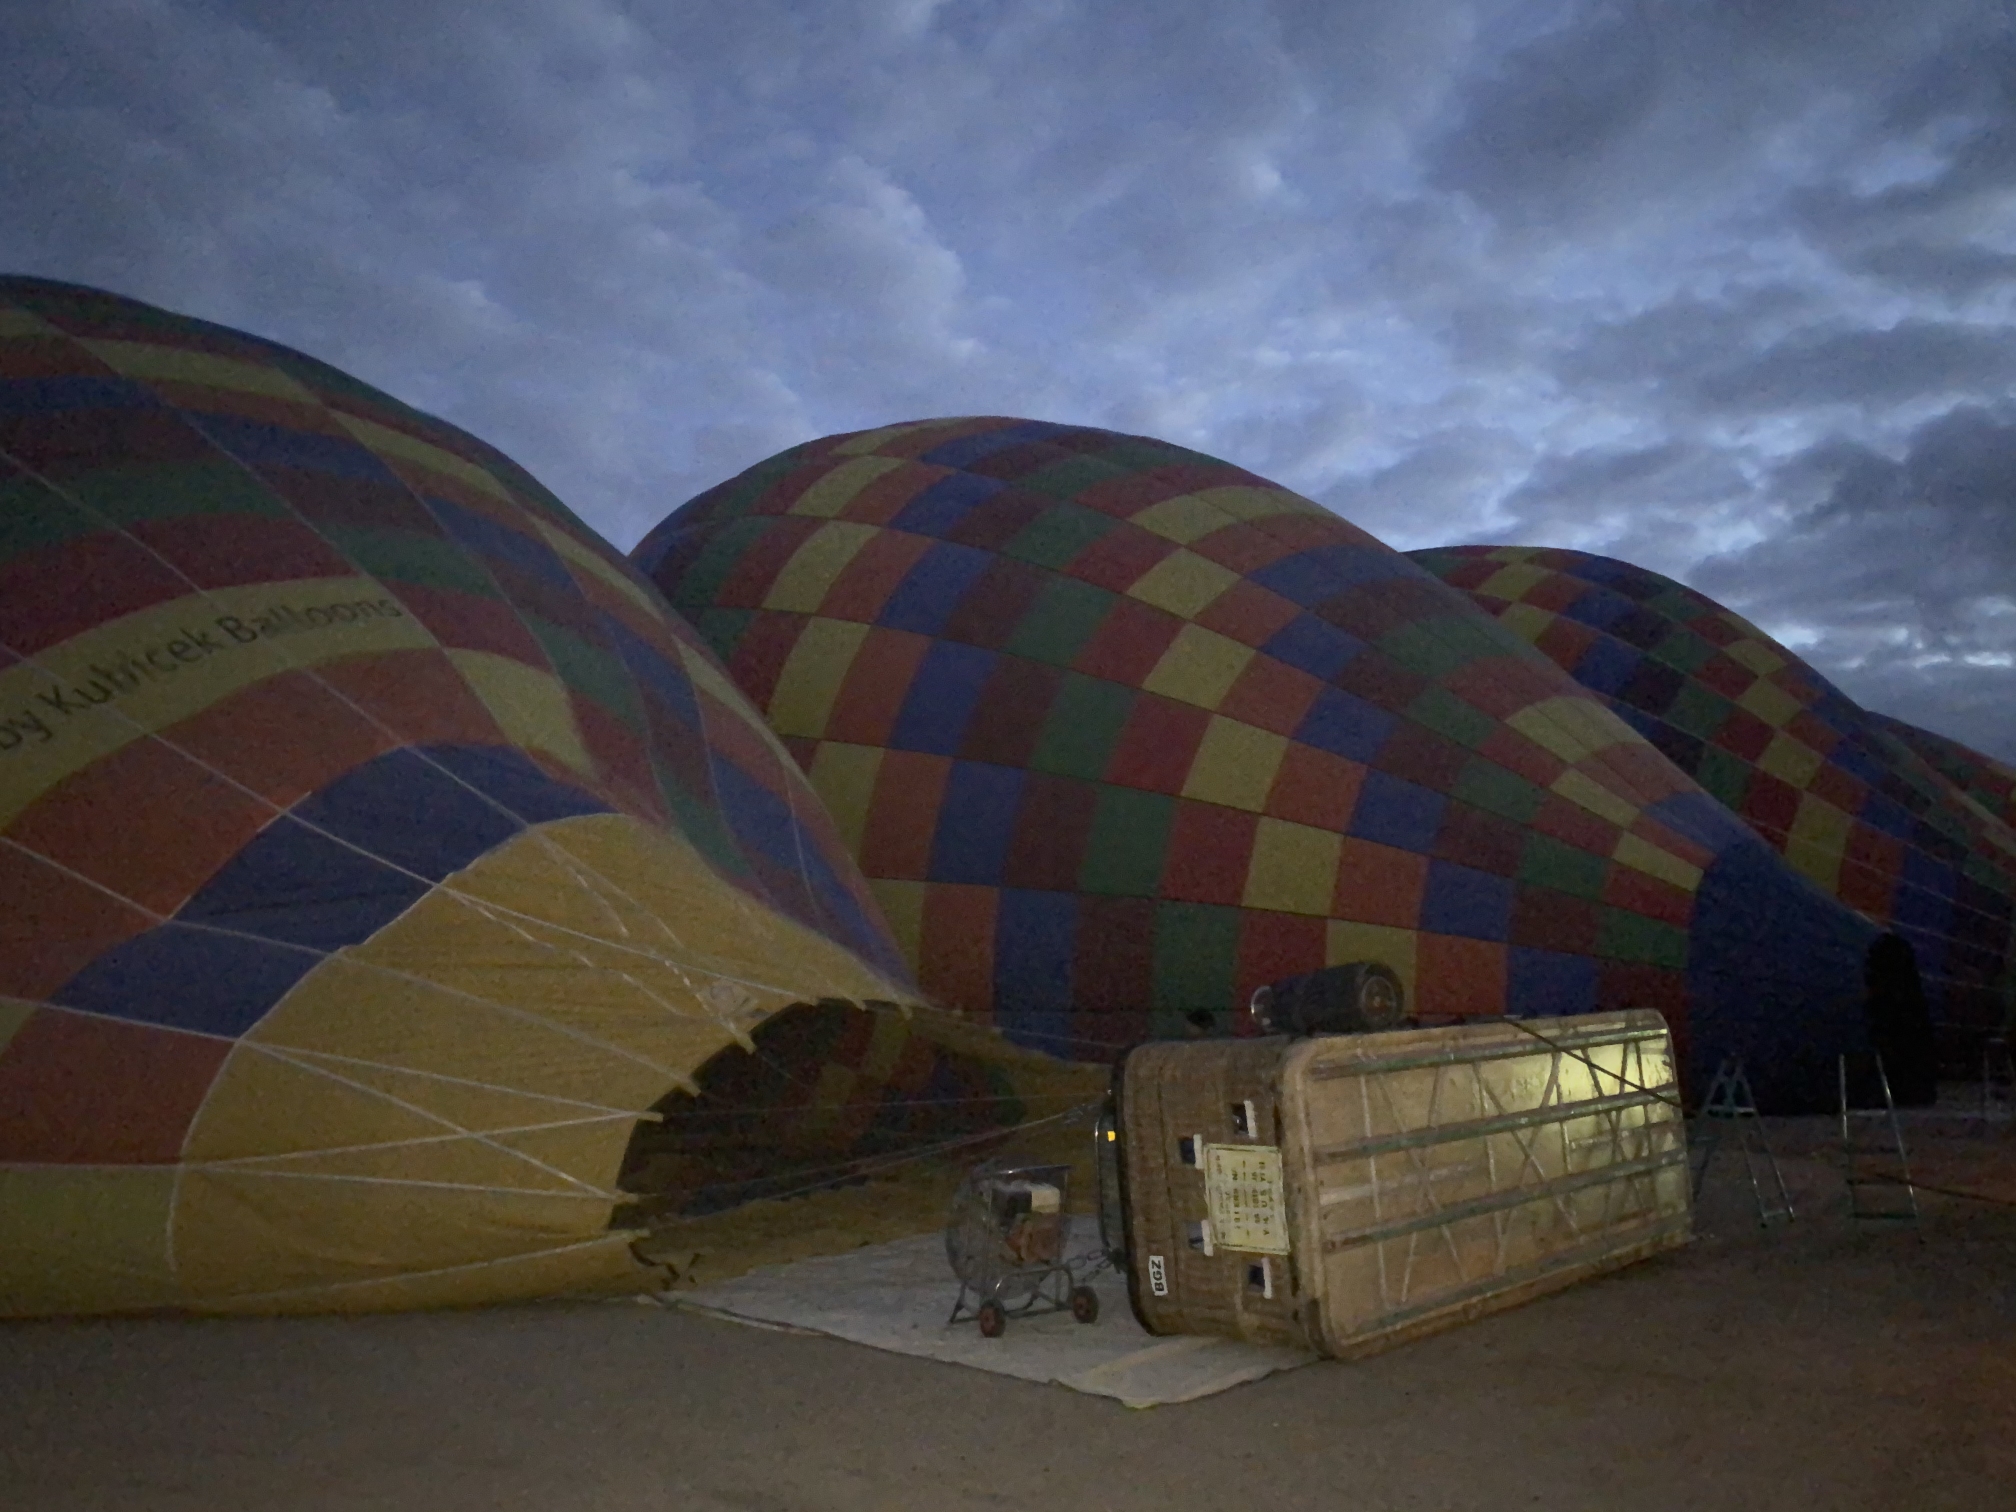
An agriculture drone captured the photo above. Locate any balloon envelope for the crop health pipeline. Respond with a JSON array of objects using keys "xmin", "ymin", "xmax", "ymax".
[
  {"xmin": 636, "ymin": 416, "xmax": 1881, "ymax": 1109},
  {"xmin": 0, "ymin": 278, "xmax": 972, "ymax": 1316},
  {"xmin": 1412, "ymin": 544, "xmax": 2016, "ymax": 1049}
]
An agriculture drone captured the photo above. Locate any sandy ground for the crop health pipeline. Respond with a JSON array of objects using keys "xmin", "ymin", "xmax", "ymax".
[{"xmin": 5, "ymin": 1121, "xmax": 2014, "ymax": 1512}]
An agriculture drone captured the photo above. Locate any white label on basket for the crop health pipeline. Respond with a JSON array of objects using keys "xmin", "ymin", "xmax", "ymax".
[
  {"xmin": 1147, "ymin": 1254, "xmax": 1168, "ymax": 1296},
  {"xmin": 1203, "ymin": 1143, "xmax": 1290, "ymax": 1254}
]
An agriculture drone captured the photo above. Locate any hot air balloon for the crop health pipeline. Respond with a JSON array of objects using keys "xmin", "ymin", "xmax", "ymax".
[
  {"xmin": 0, "ymin": 280, "xmax": 1064, "ymax": 1319},
  {"xmin": 635, "ymin": 416, "xmax": 1880, "ymax": 1110},
  {"xmin": 1411, "ymin": 544, "xmax": 2016, "ymax": 1099},
  {"xmin": 1868, "ymin": 711, "xmax": 2016, "ymax": 834}
]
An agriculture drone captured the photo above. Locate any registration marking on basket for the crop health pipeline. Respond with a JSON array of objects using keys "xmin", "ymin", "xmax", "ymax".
[{"xmin": 1203, "ymin": 1143, "xmax": 1289, "ymax": 1254}]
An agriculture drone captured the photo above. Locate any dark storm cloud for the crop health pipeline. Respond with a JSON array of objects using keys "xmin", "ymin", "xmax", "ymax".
[
  {"xmin": 1422, "ymin": 4, "xmax": 1665, "ymax": 229},
  {"xmin": 1493, "ymin": 439, "xmax": 1755, "ymax": 549},
  {"xmin": 1691, "ymin": 320, "xmax": 2016, "ymax": 414},
  {"xmin": 1429, "ymin": 2, "xmax": 2016, "ymax": 215},
  {"xmin": 1320, "ymin": 425, "xmax": 1530, "ymax": 546},
  {"xmin": 3, "ymin": 0, "xmax": 2014, "ymax": 752},
  {"xmin": 1849, "ymin": 242, "xmax": 2016, "ymax": 299},
  {"xmin": 1550, "ymin": 285, "xmax": 1821, "ymax": 396},
  {"xmin": 1692, "ymin": 404, "xmax": 2016, "ymax": 758}
]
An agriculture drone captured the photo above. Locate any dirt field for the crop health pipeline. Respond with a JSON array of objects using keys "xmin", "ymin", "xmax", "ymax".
[{"xmin": 5, "ymin": 1120, "xmax": 2013, "ymax": 1512}]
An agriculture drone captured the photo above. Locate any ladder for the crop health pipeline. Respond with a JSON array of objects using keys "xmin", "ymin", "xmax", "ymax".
[
  {"xmin": 1838, "ymin": 1052, "xmax": 1922, "ymax": 1232},
  {"xmin": 1689, "ymin": 1055, "xmax": 1794, "ymax": 1226}
]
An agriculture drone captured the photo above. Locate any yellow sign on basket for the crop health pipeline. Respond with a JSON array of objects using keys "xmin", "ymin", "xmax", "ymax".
[{"xmin": 1203, "ymin": 1143, "xmax": 1289, "ymax": 1254}]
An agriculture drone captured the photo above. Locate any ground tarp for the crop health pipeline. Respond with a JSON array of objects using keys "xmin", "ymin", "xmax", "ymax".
[{"xmin": 663, "ymin": 1220, "xmax": 1315, "ymax": 1409}]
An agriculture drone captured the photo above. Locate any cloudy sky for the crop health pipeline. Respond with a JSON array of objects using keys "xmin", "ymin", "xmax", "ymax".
[{"xmin": 6, "ymin": 0, "xmax": 2015, "ymax": 755}]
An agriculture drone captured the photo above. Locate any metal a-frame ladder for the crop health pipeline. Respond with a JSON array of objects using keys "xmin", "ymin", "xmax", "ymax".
[
  {"xmin": 1689, "ymin": 1055, "xmax": 1795, "ymax": 1226},
  {"xmin": 1838, "ymin": 1052, "xmax": 1922, "ymax": 1232}
]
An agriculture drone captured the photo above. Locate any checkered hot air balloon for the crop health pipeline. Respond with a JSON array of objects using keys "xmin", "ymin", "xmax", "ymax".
[
  {"xmin": 1413, "ymin": 544, "xmax": 2016, "ymax": 1093},
  {"xmin": 1868, "ymin": 711, "xmax": 2016, "ymax": 836},
  {"xmin": 635, "ymin": 417, "xmax": 1884, "ymax": 1112}
]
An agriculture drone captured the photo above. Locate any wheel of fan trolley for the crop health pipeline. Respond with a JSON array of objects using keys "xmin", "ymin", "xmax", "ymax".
[
  {"xmin": 1352, "ymin": 961, "xmax": 1407, "ymax": 1031},
  {"xmin": 977, "ymin": 1300, "xmax": 1007, "ymax": 1338},
  {"xmin": 1070, "ymin": 1286, "xmax": 1099, "ymax": 1324}
]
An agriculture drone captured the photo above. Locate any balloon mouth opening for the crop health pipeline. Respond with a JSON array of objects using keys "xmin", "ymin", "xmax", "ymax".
[{"xmin": 610, "ymin": 997, "xmax": 1030, "ymax": 1227}]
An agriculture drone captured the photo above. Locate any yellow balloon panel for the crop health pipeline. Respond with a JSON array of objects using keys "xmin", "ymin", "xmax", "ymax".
[
  {"xmin": 483, "ymin": 1118, "xmax": 639, "ymax": 1191},
  {"xmin": 164, "ymin": 811, "xmax": 921, "ymax": 1306},
  {"xmin": 0, "ymin": 1169, "xmax": 179, "ymax": 1317},
  {"xmin": 182, "ymin": 1046, "xmax": 468, "ymax": 1162},
  {"xmin": 518, "ymin": 814, "xmax": 906, "ymax": 1005},
  {"xmin": 345, "ymin": 899, "xmax": 737, "ymax": 1087},
  {"xmin": 247, "ymin": 1050, "xmax": 644, "ymax": 1137},
  {"xmin": 172, "ymin": 1166, "xmax": 625, "ymax": 1302},
  {"xmin": 201, "ymin": 1235, "xmax": 645, "ymax": 1317},
  {"xmin": 247, "ymin": 953, "xmax": 683, "ymax": 1112},
  {"xmin": 201, "ymin": 1132, "xmax": 610, "ymax": 1197}
]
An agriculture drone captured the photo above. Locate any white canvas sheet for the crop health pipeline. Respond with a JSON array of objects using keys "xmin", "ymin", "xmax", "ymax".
[{"xmin": 665, "ymin": 1221, "xmax": 1315, "ymax": 1409}]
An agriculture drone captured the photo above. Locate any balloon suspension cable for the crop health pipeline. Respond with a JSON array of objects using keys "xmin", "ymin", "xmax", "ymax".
[{"xmin": 636, "ymin": 1099, "xmax": 1107, "ymax": 1213}]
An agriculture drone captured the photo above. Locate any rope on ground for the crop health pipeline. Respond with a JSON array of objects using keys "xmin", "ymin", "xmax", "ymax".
[{"xmin": 1798, "ymin": 1150, "xmax": 2016, "ymax": 1212}]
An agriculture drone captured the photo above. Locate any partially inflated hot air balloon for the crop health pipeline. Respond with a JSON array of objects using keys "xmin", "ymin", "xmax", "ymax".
[
  {"xmin": 636, "ymin": 416, "xmax": 1881, "ymax": 1110},
  {"xmin": 0, "ymin": 279, "xmax": 1060, "ymax": 1319},
  {"xmin": 1869, "ymin": 711, "xmax": 2016, "ymax": 834},
  {"xmin": 1412, "ymin": 545, "xmax": 2016, "ymax": 1093}
]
